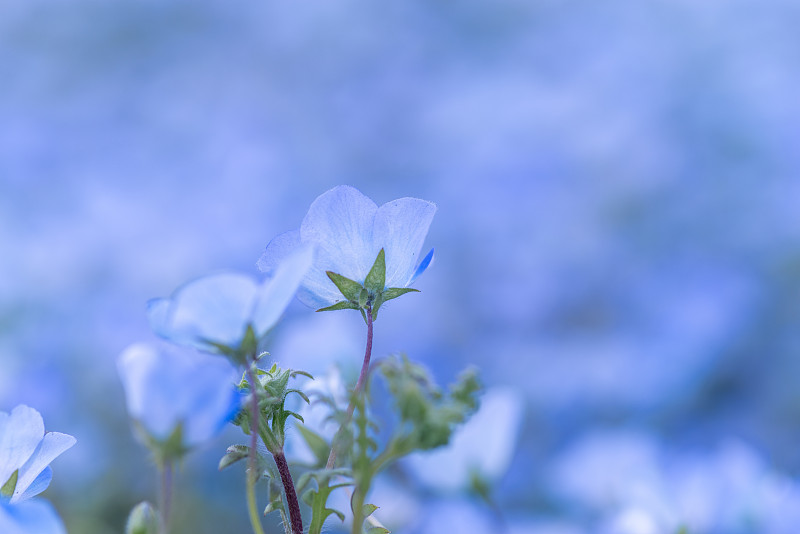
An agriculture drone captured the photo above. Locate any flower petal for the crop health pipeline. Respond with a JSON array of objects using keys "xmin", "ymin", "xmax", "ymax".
[
  {"xmin": 300, "ymin": 185, "xmax": 378, "ymax": 283},
  {"xmin": 409, "ymin": 248, "xmax": 435, "ymax": 285},
  {"xmin": 151, "ymin": 273, "xmax": 259, "ymax": 349},
  {"xmin": 0, "ymin": 406, "xmax": 44, "ymax": 492},
  {"xmin": 0, "ymin": 498, "xmax": 66, "ymax": 534},
  {"xmin": 12, "ymin": 466, "xmax": 51, "ymax": 503},
  {"xmin": 252, "ymin": 245, "xmax": 314, "ymax": 335},
  {"xmin": 372, "ymin": 197, "xmax": 436, "ymax": 287},
  {"xmin": 257, "ymin": 229, "xmax": 302, "ymax": 275},
  {"xmin": 11, "ymin": 433, "xmax": 76, "ymax": 503}
]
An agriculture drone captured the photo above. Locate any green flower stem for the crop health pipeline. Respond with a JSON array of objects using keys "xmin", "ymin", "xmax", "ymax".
[
  {"xmin": 273, "ymin": 450, "xmax": 303, "ymax": 534},
  {"xmin": 246, "ymin": 366, "xmax": 267, "ymax": 534},
  {"xmin": 326, "ymin": 304, "xmax": 374, "ymax": 470},
  {"xmin": 159, "ymin": 460, "xmax": 173, "ymax": 534},
  {"xmin": 350, "ymin": 487, "xmax": 366, "ymax": 534}
]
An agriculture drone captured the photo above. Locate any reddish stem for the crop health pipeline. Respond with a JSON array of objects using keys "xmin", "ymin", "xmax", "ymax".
[
  {"xmin": 326, "ymin": 305, "xmax": 374, "ymax": 469},
  {"xmin": 274, "ymin": 451, "xmax": 303, "ymax": 534}
]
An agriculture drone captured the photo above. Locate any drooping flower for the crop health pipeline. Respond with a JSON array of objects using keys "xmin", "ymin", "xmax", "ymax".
[
  {"xmin": 148, "ymin": 245, "xmax": 314, "ymax": 353},
  {"xmin": 117, "ymin": 343, "xmax": 240, "ymax": 457},
  {"xmin": 257, "ymin": 185, "xmax": 436, "ymax": 313},
  {"xmin": 0, "ymin": 405, "xmax": 75, "ymax": 534}
]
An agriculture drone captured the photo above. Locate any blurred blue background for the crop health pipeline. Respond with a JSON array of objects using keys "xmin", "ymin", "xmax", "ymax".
[{"xmin": 2, "ymin": 0, "xmax": 800, "ymax": 532}]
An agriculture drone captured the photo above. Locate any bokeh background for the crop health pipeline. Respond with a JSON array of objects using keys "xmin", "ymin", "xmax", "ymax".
[{"xmin": 2, "ymin": 0, "xmax": 800, "ymax": 533}]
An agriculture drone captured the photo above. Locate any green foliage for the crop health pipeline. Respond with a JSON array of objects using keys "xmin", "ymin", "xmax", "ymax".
[
  {"xmin": 125, "ymin": 502, "xmax": 159, "ymax": 534},
  {"xmin": 297, "ymin": 468, "xmax": 353, "ymax": 534},
  {"xmin": 317, "ymin": 250, "xmax": 421, "ymax": 321},
  {"xmin": 295, "ymin": 423, "xmax": 332, "ymax": 468},
  {"xmin": 234, "ymin": 363, "xmax": 313, "ymax": 454}
]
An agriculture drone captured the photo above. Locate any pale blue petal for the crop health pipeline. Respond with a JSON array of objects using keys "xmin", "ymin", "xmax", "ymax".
[
  {"xmin": 145, "ymin": 298, "xmax": 173, "ymax": 342},
  {"xmin": 11, "ymin": 433, "xmax": 75, "ymax": 503},
  {"xmin": 0, "ymin": 499, "xmax": 66, "ymax": 534},
  {"xmin": 409, "ymin": 248, "xmax": 435, "ymax": 285},
  {"xmin": 252, "ymin": 245, "xmax": 314, "ymax": 335},
  {"xmin": 372, "ymin": 197, "xmax": 436, "ymax": 287},
  {"xmin": 257, "ymin": 230, "xmax": 301, "ymax": 275},
  {"xmin": 118, "ymin": 344, "xmax": 238, "ymax": 448},
  {"xmin": 300, "ymin": 185, "xmax": 378, "ymax": 283},
  {"xmin": 295, "ymin": 245, "xmax": 351, "ymax": 309},
  {"xmin": 118, "ymin": 344, "xmax": 181, "ymax": 441},
  {"xmin": 12, "ymin": 467, "xmax": 50, "ymax": 503},
  {"xmin": 0, "ymin": 406, "xmax": 44, "ymax": 491},
  {"xmin": 158, "ymin": 273, "xmax": 259, "ymax": 348},
  {"xmin": 182, "ymin": 355, "xmax": 240, "ymax": 446}
]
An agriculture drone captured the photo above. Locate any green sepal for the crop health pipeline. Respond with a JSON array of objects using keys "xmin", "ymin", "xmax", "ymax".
[
  {"xmin": 317, "ymin": 301, "xmax": 360, "ymax": 313},
  {"xmin": 1, "ymin": 469, "xmax": 18, "ymax": 497},
  {"xmin": 125, "ymin": 501, "xmax": 159, "ymax": 534},
  {"xmin": 364, "ymin": 249, "xmax": 386, "ymax": 294},
  {"xmin": 295, "ymin": 424, "xmax": 331, "ymax": 468},
  {"xmin": 362, "ymin": 503, "xmax": 379, "ymax": 518},
  {"xmin": 218, "ymin": 444, "xmax": 251, "ymax": 470},
  {"xmin": 326, "ymin": 271, "xmax": 363, "ymax": 303},
  {"xmin": 358, "ymin": 287, "xmax": 369, "ymax": 309},
  {"xmin": 382, "ymin": 287, "xmax": 419, "ymax": 302}
]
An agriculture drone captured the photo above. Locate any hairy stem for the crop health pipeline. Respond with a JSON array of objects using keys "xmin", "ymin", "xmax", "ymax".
[
  {"xmin": 326, "ymin": 305, "xmax": 374, "ymax": 469},
  {"xmin": 246, "ymin": 367, "xmax": 267, "ymax": 534},
  {"xmin": 274, "ymin": 451, "xmax": 303, "ymax": 534}
]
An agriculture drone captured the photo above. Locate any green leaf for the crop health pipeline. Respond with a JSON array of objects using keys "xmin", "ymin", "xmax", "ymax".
[
  {"xmin": 125, "ymin": 501, "xmax": 159, "ymax": 534},
  {"xmin": 326, "ymin": 507, "xmax": 346, "ymax": 522},
  {"xmin": 382, "ymin": 287, "xmax": 419, "ymax": 302},
  {"xmin": 218, "ymin": 444, "xmax": 250, "ymax": 471},
  {"xmin": 366, "ymin": 528, "xmax": 391, "ymax": 534},
  {"xmin": 296, "ymin": 424, "xmax": 332, "ymax": 467},
  {"xmin": 326, "ymin": 271, "xmax": 363, "ymax": 302},
  {"xmin": 286, "ymin": 388, "xmax": 310, "ymax": 404},
  {"xmin": 317, "ymin": 300, "xmax": 360, "ymax": 313},
  {"xmin": 1, "ymin": 469, "xmax": 18, "ymax": 497},
  {"xmin": 263, "ymin": 498, "xmax": 283, "ymax": 516},
  {"xmin": 364, "ymin": 249, "xmax": 386, "ymax": 293},
  {"xmin": 362, "ymin": 503, "xmax": 379, "ymax": 518},
  {"xmin": 285, "ymin": 410, "xmax": 305, "ymax": 424}
]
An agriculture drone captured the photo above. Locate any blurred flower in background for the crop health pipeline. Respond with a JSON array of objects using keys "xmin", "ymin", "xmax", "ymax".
[{"xmin": 2, "ymin": 0, "xmax": 800, "ymax": 532}]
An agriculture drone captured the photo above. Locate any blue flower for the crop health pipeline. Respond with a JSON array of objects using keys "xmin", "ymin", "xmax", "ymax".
[
  {"xmin": 148, "ymin": 245, "xmax": 314, "ymax": 351},
  {"xmin": 258, "ymin": 185, "xmax": 436, "ymax": 310},
  {"xmin": 0, "ymin": 499, "xmax": 67, "ymax": 534},
  {"xmin": 117, "ymin": 343, "xmax": 240, "ymax": 454},
  {"xmin": 0, "ymin": 405, "xmax": 75, "ymax": 534}
]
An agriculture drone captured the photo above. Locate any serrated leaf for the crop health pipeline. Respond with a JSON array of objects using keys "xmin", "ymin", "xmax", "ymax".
[
  {"xmin": 326, "ymin": 271, "xmax": 363, "ymax": 302},
  {"xmin": 1, "ymin": 469, "xmax": 18, "ymax": 497},
  {"xmin": 382, "ymin": 287, "xmax": 419, "ymax": 302},
  {"xmin": 364, "ymin": 249, "xmax": 386, "ymax": 293},
  {"xmin": 317, "ymin": 300, "xmax": 360, "ymax": 313},
  {"xmin": 296, "ymin": 424, "xmax": 332, "ymax": 467},
  {"xmin": 362, "ymin": 503, "xmax": 379, "ymax": 517}
]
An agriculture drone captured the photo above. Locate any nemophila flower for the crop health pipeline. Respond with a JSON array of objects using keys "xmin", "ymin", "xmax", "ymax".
[
  {"xmin": 258, "ymin": 185, "xmax": 436, "ymax": 316},
  {"xmin": 0, "ymin": 405, "xmax": 75, "ymax": 534},
  {"xmin": 406, "ymin": 388, "xmax": 523, "ymax": 493},
  {"xmin": 118, "ymin": 343, "xmax": 240, "ymax": 458},
  {"xmin": 148, "ymin": 245, "xmax": 314, "ymax": 355}
]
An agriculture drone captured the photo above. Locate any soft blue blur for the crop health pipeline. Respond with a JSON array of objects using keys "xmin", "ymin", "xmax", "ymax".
[{"xmin": 2, "ymin": 0, "xmax": 799, "ymax": 533}]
